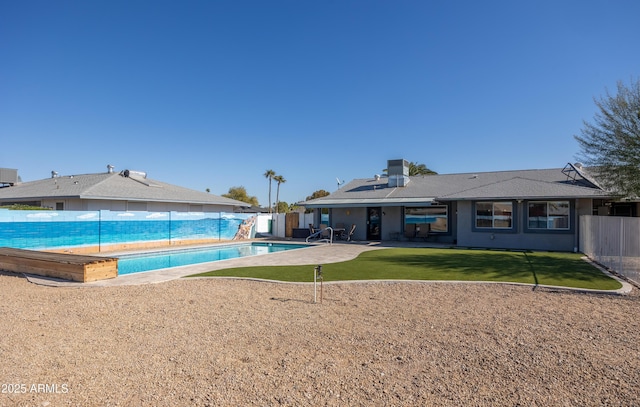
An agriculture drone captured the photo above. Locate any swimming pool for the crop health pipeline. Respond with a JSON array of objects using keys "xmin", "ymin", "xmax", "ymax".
[{"xmin": 117, "ymin": 242, "xmax": 310, "ymax": 275}]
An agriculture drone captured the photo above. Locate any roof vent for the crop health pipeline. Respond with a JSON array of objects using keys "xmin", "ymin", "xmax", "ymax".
[
  {"xmin": 574, "ymin": 162, "xmax": 583, "ymax": 169},
  {"xmin": 107, "ymin": 164, "xmax": 115, "ymax": 173},
  {"xmin": 51, "ymin": 171, "xmax": 58, "ymax": 178},
  {"xmin": 374, "ymin": 174, "xmax": 381, "ymax": 181},
  {"xmin": 387, "ymin": 159, "xmax": 410, "ymax": 187}
]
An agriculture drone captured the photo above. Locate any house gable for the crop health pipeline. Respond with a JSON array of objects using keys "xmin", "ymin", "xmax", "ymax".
[{"xmin": 0, "ymin": 171, "xmax": 249, "ymax": 210}]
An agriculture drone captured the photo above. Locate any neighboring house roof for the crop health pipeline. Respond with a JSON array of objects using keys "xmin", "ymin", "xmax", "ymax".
[
  {"xmin": 304, "ymin": 166, "xmax": 611, "ymax": 208},
  {"xmin": 237, "ymin": 205, "xmax": 270, "ymax": 213},
  {"xmin": 0, "ymin": 171, "xmax": 250, "ymax": 207}
]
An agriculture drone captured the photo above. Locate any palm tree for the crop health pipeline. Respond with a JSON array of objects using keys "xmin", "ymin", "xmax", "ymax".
[
  {"xmin": 273, "ymin": 174, "xmax": 286, "ymax": 213},
  {"xmin": 408, "ymin": 162, "xmax": 437, "ymax": 176},
  {"xmin": 382, "ymin": 161, "xmax": 437, "ymax": 176},
  {"xmin": 264, "ymin": 169, "xmax": 275, "ymax": 213}
]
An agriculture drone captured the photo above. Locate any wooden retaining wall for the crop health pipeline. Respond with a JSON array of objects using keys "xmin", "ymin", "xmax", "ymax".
[{"xmin": 0, "ymin": 247, "xmax": 118, "ymax": 282}]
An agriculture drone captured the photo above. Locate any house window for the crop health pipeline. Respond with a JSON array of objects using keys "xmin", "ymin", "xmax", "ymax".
[
  {"xmin": 405, "ymin": 206, "xmax": 448, "ymax": 233},
  {"xmin": 55, "ymin": 202, "xmax": 64, "ymax": 210},
  {"xmin": 475, "ymin": 202, "xmax": 513, "ymax": 229},
  {"xmin": 320, "ymin": 209, "xmax": 330, "ymax": 226},
  {"xmin": 528, "ymin": 201, "xmax": 569, "ymax": 229}
]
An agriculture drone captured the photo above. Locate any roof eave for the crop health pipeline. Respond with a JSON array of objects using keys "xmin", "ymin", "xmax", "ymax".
[
  {"xmin": 304, "ymin": 197, "xmax": 436, "ymax": 208},
  {"xmin": 306, "ymin": 193, "xmax": 615, "ymax": 207},
  {"xmin": 438, "ymin": 194, "xmax": 614, "ymax": 201},
  {"xmin": 80, "ymin": 195, "xmax": 251, "ymax": 207}
]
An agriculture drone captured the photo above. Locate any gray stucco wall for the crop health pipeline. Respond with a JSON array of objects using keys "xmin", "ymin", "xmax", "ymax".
[
  {"xmin": 329, "ymin": 205, "xmax": 456, "ymax": 243},
  {"xmin": 331, "ymin": 206, "xmax": 427, "ymax": 241},
  {"xmin": 320, "ymin": 199, "xmax": 593, "ymax": 251},
  {"xmin": 456, "ymin": 199, "xmax": 592, "ymax": 252},
  {"xmin": 381, "ymin": 206, "xmax": 403, "ymax": 240},
  {"xmin": 330, "ymin": 207, "xmax": 367, "ymax": 241},
  {"xmin": 42, "ymin": 198, "xmax": 236, "ymax": 213}
]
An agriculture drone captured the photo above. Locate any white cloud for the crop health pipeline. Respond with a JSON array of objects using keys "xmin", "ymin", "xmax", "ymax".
[
  {"xmin": 27, "ymin": 212, "xmax": 59, "ymax": 219},
  {"xmin": 146, "ymin": 213, "xmax": 168, "ymax": 219}
]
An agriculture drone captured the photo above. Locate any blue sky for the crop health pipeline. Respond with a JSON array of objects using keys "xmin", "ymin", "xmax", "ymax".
[{"xmin": 1, "ymin": 1, "xmax": 639, "ymax": 206}]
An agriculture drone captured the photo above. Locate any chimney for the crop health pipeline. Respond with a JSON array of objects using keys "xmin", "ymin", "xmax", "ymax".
[
  {"xmin": 387, "ymin": 159, "xmax": 410, "ymax": 187},
  {"xmin": 0, "ymin": 168, "xmax": 18, "ymax": 186}
]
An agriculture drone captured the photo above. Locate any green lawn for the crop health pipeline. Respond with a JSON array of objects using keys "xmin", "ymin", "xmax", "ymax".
[{"xmin": 187, "ymin": 247, "xmax": 623, "ymax": 290}]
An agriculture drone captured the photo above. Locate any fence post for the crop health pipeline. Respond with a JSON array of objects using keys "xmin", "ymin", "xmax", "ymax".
[
  {"xmin": 597, "ymin": 215, "xmax": 602, "ymax": 264},
  {"xmin": 99, "ymin": 210, "xmax": 102, "ymax": 252},
  {"xmin": 619, "ymin": 217, "xmax": 624, "ymax": 275}
]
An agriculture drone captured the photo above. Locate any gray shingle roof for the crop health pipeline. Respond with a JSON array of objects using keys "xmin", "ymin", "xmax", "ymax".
[
  {"xmin": 305, "ymin": 167, "xmax": 611, "ymax": 207},
  {"xmin": 0, "ymin": 172, "xmax": 250, "ymax": 207}
]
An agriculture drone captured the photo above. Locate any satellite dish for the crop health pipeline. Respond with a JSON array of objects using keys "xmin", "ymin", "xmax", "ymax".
[{"xmin": 336, "ymin": 177, "xmax": 345, "ymax": 187}]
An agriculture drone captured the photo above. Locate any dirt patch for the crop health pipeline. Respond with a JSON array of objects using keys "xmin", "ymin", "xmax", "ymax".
[{"xmin": 1, "ymin": 272, "xmax": 638, "ymax": 406}]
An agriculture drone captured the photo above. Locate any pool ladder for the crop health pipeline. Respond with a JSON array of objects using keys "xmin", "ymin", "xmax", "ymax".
[{"xmin": 306, "ymin": 227, "xmax": 333, "ymax": 244}]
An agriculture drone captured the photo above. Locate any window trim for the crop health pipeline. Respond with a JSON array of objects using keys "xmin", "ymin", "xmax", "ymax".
[
  {"xmin": 403, "ymin": 204, "xmax": 449, "ymax": 234},
  {"xmin": 526, "ymin": 200, "xmax": 571, "ymax": 231},
  {"xmin": 474, "ymin": 201, "xmax": 514, "ymax": 230}
]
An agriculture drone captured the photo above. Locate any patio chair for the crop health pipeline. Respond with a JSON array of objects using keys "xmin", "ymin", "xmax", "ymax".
[
  {"xmin": 415, "ymin": 223, "xmax": 432, "ymax": 241},
  {"xmin": 307, "ymin": 224, "xmax": 321, "ymax": 240},
  {"xmin": 341, "ymin": 224, "xmax": 356, "ymax": 241},
  {"xmin": 319, "ymin": 224, "xmax": 330, "ymax": 239},
  {"xmin": 404, "ymin": 224, "xmax": 416, "ymax": 240}
]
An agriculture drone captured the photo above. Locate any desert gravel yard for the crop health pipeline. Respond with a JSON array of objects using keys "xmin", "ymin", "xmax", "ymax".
[{"xmin": 0, "ymin": 271, "xmax": 639, "ymax": 406}]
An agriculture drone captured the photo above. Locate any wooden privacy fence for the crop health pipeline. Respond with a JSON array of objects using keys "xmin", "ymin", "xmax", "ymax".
[
  {"xmin": 270, "ymin": 213, "xmax": 315, "ymax": 238},
  {"xmin": 580, "ymin": 215, "xmax": 640, "ymax": 286}
]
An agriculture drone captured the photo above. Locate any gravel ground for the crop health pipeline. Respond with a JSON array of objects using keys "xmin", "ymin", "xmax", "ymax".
[{"xmin": 1, "ymin": 271, "xmax": 639, "ymax": 407}]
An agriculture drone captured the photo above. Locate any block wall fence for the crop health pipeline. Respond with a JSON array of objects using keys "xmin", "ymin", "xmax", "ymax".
[{"xmin": 0, "ymin": 209, "xmax": 260, "ymax": 254}]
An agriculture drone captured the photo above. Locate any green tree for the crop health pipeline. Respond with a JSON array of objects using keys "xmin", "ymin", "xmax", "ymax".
[
  {"xmin": 275, "ymin": 201, "xmax": 290, "ymax": 213},
  {"xmin": 304, "ymin": 189, "xmax": 331, "ymax": 214},
  {"xmin": 288, "ymin": 202, "xmax": 301, "ymax": 212},
  {"xmin": 264, "ymin": 169, "xmax": 276, "ymax": 213},
  {"xmin": 408, "ymin": 162, "xmax": 437, "ymax": 176},
  {"xmin": 574, "ymin": 78, "xmax": 640, "ymax": 197},
  {"xmin": 3, "ymin": 204, "xmax": 52, "ymax": 210},
  {"xmin": 222, "ymin": 186, "xmax": 259, "ymax": 207},
  {"xmin": 305, "ymin": 189, "xmax": 330, "ymax": 201},
  {"xmin": 273, "ymin": 174, "xmax": 286, "ymax": 213}
]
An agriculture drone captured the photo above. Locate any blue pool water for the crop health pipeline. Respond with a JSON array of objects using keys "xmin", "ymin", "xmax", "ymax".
[{"xmin": 117, "ymin": 242, "xmax": 309, "ymax": 275}]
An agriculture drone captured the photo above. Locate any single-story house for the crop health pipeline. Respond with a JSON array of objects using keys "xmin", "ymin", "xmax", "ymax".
[
  {"xmin": 304, "ymin": 159, "xmax": 637, "ymax": 252},
  {"xmin": 0, "ymin": 166, "xmax": 250, "ymax": 212}
]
